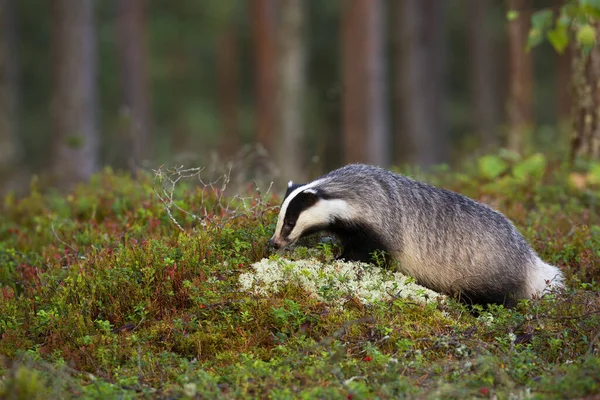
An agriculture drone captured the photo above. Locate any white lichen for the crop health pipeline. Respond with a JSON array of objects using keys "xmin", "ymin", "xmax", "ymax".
[
  {"xmin": 477, "ymin": 312, "xmax": 495, "ymax": 326},
  {"xmin": 238, "ymin": 258, "xmax": 443, "ymax": 306}
]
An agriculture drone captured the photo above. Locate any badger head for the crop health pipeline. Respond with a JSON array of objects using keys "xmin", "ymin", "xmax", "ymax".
[{"xmin": 269, "ymin": 180, "xmax": 350, "ymax": 249}]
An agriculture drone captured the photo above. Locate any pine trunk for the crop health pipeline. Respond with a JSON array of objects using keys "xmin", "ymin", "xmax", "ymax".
[
  {"xmin": 396, "ymin": 0, "xmax": 447, "ymax": 166},
  {"xmin": 468, "ymin": 0, "xmax": 498, "ymax": 150},
  {"xmin": 506, "ymin": 0, "xmax": 533, "ymax": 154},
  {"xmin": 571, "ymin": 27, "xmax": 600, "ymax": 160},
  {"xmin": 0, "ymin": 0, "xmax": 19, "ymax": 170},
  {"xmin": 556, "ymin": 45, "xmax": 573, "ymax": 123},
  {"xmin": 276, "ymin": 0, "xmax": 306, "ymax": 181},
  {"xmin": 117, "ymin": 0, "xmax": 152, "ymax": 168},
  {"xmin": 342, "ymin": 0, "xmax": 389, "ymax": 166},
  {"xmin": 251, "ymin": 0, "xmax": 277, "ymax": 154},
  {"xmin": 217, "ymin": 19, "xmax": 240, "ymax": 160},
  {"xmin": 50, "ymin": 0, "xmax": 98, "ymax": 189}
]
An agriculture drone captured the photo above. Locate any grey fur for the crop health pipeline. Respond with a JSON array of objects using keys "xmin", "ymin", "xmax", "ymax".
[{"xmin": 270, "ymin": 164, "xmax": 564, "ymax": 306}]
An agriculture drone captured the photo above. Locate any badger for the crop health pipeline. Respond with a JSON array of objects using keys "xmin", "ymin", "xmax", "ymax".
[{"xmin": 269, "ymin": 163, "xmax": 563, "ymax": 307}]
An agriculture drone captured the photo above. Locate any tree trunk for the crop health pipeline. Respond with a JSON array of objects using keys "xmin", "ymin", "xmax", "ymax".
[
  {"xmin": 556, "ymin": 45, "xmax": 572, "ymax": 123},
  {"xmin": 276, "ymin": 0, "xmax": 306, "ymax": 181},
  {"xmin": 117, "ymin": 0, "xmax": 152, "ymax": 169},
  {"xmin": 468, "ymin": 0, "xmax": 498, "ymax": 150},
  {"xmin": 217, "ymin": 18, "xmax": 240, "ymax": 160},
  {"xmin": 251, "ymin": 0, "xmax": 277, "ymax": 154},
  {"xmin": 396, "ymin": 0, "xmax": 447, "ymax": 166},
  {"xmin": 342, "ymin": 0, "xmax": 389, "ymax": 166},
  {"xmin": 366, "ymin": 0, "xmax": 389, "ymax": 167},
  {"xmin": 50, "ymin": 0, "xmax": 98, "ymax": 189},
  {"xmin": 0, "ymin": 0, "xmax": 19, "ymax": 170},
  {"xmin": 506, "ymin": 0, "xmax": 533, "ymax": 154},
  {"xmin": 571, "ymin": 26, "xmax": 600, "ymax": 160}
]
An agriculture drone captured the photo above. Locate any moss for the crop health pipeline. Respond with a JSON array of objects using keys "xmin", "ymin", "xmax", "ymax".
[{"xmin": 0, "ymin": 158, "xmax": 598, "ymax": 398}]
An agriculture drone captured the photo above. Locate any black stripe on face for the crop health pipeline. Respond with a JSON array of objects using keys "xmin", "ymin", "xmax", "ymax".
[{"xmin": 280, "ymin": 191, "xmax": 320, "ymax": 239}]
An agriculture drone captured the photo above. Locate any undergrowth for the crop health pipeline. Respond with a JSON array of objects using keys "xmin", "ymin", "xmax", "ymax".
[{"xmin": 0, "ymin": 154, "xmax": 599, "ymax": 399}]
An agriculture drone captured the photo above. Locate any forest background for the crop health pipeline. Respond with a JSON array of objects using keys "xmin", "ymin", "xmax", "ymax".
[{"xmin": 0, "ymin": 0, "xmax": 592, "ymax": 193}]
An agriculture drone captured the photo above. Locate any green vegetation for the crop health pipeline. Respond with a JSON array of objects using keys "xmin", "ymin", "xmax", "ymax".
[
  {"xmin": 526, "ymin": 0, "xmax": 600, "ymax": 53},
  {"xmin": 1, "ymin": 154, "xmax": 599, "ymax": 399}
]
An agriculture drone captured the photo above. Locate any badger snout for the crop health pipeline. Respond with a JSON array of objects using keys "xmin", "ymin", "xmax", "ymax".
[{"xmin": 268, "ymin": 237, "xmax": 282, "ymax": 250}]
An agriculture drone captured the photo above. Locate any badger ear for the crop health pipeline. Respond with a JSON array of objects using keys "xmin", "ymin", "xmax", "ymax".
[
  {"xmin": 284, "ymin": 182, "xmax": 306, "ymax": 199},
  {"xmin": 300, "ymin": 188, "xmax": 320, "ymax": 207},
  {"xmin": 302, "ymin": 188, "xmax": 323, "ymax": 204}
]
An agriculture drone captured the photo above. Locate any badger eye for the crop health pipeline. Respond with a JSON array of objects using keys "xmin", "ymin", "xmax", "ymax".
[{"xmin": 285, "ymin": 220, "xmax": 295, "ymax": 228}]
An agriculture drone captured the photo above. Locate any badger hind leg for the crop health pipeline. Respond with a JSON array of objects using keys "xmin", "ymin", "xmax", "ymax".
[{"xmin": 454, "ymin": 289, "xmax": 521, "ymax": 308}]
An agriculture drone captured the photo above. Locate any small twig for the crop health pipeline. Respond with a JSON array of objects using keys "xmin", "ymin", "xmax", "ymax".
[
  {"xmin": 152, "ymin": 161, "xmax": 279, "ymax": 233},
  {"xmin": 51, "ymin": 221, "xmax": 79, "ymax": 254},
  {"xmin": 152, "ymin": 186, "xmax": 186, "ymax": 233},
  {"xmin": 588, "ymin": 329, "xmax": 600, "ymax": 355}
]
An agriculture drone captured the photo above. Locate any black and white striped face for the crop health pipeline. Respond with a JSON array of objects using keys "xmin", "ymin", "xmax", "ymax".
[{"xmin": 269, "ymin": 180, "xmax": 351, "ymax": 249}]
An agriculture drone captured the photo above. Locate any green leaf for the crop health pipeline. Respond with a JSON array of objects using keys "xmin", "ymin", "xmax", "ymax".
[
  {"xmin": 527, "ymin": 28, "xmax": 544, "ymax": 49},
  {"xmin": 528, "ymin": 9, "xmax": 555, "ymax": 50},
  {"xmin": 531, "ymin": 9, "xmax": 554, "ymax": 32},
  {"xmin": 558, "ymin": 12, "xmax": 572, "ymax": 26},
  {"xmin": 512, "ymin": 153, "xmax": 547, "ymax": 181},
  {"xmin": 576, "ymin": 24, "xmax": 596, "ymax": 46},
  {"xmin": 547, "ymin": 24, "xmax": 569, "ymax": 54},
  {"xmin": 498, "ymin": 148, "xmax": 522, "ymax": 162},
  {"xmin": 478, "ymin": 155, "xmax": 509, "ymax": 180},
  {"xmin": 507, "ymin": 10, "xmax": 519, "ymax": 21}
]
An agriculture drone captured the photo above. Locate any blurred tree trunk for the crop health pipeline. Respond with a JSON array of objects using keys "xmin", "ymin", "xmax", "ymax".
[
  {"xmin": 276, "ymin": 0, "xmax": 306, "ymax": 181},
  {"xmin": 50, "ymin": 0, "xmax": 98, "ymax": 189},
  {"xmin": 396, "ymin": 0, "xmax": 447, "ymax": 166},
  {"xmin": 571, "ymin": 29, "xmax": 600, "ymax": 160},
  {"xmin": 556, "ymin": 45, "xmax": 572, "ymax": 123},
  {"xmin": 342, "ymin": 0, "xmax": 389, "ymax": 166},
  {"xmin": 251, "ymin": 0, "xmax": 277, "ymax": 154},
  {"xmin": 0, "ymin": 0, "xmax": 19, "ymax": 171},
  {"xmin": 468, "ymin": 0, "xmax": 498, "ymax": 150},
  {"xmin": 217, "ymin": 18, "xmax": 240, "ymax": 160},
  {"xmin": 117, "ymin": 0, "xmax": 152, "ymax": 169},
  {"xmin": 506, "ymin": 0, "xmax": 533, "ymax": 154}
]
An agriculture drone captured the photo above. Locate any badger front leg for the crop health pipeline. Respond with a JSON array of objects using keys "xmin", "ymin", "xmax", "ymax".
[{"xmin": 338, "ymin": 234, "xmax": 391, "ymax": 266}]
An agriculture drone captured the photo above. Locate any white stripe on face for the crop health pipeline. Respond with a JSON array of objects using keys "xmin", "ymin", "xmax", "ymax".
[
  {"xmin": 285, "ymin": 198, "xmax": 351, "ymax": 243},
  {"xmin": 272, "ymin": 179, "xmax": 326, "ymax": 241}
]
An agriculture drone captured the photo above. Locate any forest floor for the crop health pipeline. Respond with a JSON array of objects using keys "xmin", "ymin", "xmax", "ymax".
[{"xmin": 0, "ymin": 153, "xmax": 599, "ymax": 399}]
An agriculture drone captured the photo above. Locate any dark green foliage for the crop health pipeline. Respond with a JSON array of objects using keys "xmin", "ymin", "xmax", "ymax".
[{"xmin": 1, "ymin": 158, "xmax": 599, "ymax": 398}]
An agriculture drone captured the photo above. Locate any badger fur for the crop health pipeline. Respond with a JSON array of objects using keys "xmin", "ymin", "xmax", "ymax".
[{"xmin": 269, "ymin": 164, "xmax": 563, "ymax": 307}]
